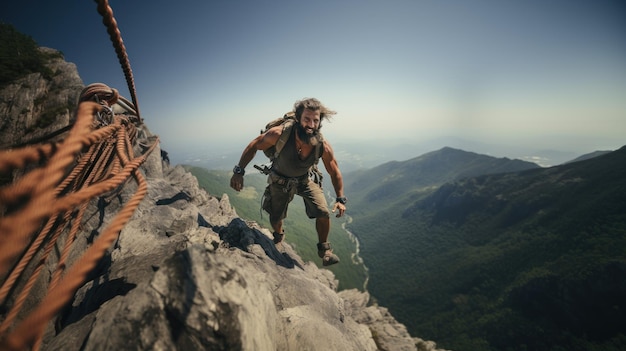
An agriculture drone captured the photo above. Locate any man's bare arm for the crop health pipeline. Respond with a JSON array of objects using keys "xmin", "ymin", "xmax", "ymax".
[
  {"xmin": 236, "ymin": 126, "xmax": 281, "ymax": 169},
  {"xmin": 321, "ymin": 141, "xmax": 346, "ymax": 217},
  {"xmin": 230, "ymin": 126, "xmax": 281, "ymax": 191}
]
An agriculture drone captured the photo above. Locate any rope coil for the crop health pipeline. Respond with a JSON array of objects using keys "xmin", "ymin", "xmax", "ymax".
[
  {"xmin": 95, "ymin": 0, "xmax": 141, "ymax": 121},
  {"xmin": 0, "ymin": 99, "xmax": 158, "ymax": 350},
  {"xmin": 0, "ymin": 1, "xmax": 156, "ymax": 348}
]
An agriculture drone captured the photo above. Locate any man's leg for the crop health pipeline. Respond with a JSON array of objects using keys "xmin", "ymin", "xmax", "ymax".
[
  {"xmin": 300, "ymin": 180, "xmax": 339, "ymax": 266},
  {"xmin": 272, "ymin": 220, "xmax": 284, "ymax": 235},
  {"xmin": 264, "ymin": 178, "xmax": 294, "ymax": 244},
  {"xmin": 316, "ymin": 225, "xmax": 340, "ymax": 266},
  {"xmin": 315, "ymin": 217, "xmax": 330, "ymax": 243},
  {"xmin": 271, "ymin": 219, "xmax": 285, "ymax": 243}
]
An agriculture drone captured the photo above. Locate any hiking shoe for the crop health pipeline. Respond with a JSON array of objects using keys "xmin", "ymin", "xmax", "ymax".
[
  {"xmin": 317, "ymin": 242, "xmax": 340, "ymax": 266},
  {"xmin": 273, "ymin": 231, "xmax": 285, "ymax": 244}
]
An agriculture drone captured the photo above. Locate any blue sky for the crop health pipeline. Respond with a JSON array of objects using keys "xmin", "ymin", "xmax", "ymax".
[{"xmin": 2, "ymin": 0, "xmax": 625, "ymax": 162}]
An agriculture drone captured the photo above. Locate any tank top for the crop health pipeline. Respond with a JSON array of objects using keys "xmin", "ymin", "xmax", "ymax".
[{"xmin": 272, "ymin": 129, "xmax": 318, "ymax": 178}]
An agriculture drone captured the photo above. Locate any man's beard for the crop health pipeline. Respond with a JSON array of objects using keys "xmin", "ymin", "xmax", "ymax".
[{"xmin": 296, "ymin": 123, "xmax": 320, "ymax": 146}]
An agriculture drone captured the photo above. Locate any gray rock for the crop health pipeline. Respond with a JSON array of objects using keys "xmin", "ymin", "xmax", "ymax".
[
  {"xmin": 0, "ymin": 47, "xmax": 83, "ymax": 149},
  {"xmin": 43, "ymin": 159, "xmax": 447, "ymax": 351}
]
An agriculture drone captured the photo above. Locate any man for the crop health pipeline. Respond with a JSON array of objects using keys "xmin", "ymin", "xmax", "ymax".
[{"xmin": 230, "ymin": 98, "xmax": 347, "ymax": 266}]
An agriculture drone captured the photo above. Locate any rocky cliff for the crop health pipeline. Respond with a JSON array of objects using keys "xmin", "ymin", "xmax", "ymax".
[
  {"xmin": 0, "ymin": 47, "xmax": 446, "ymax": 351},
  {"xmin": 0, "ymin": 47, "xmax": 84, "ymax": 149}
]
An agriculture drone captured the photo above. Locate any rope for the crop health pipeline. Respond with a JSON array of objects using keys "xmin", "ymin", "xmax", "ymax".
[
  {"xmin": 95, "ymin": 0, "xmax": 142, "ymax": 121},
  {"xmin": 0, "ymin": 102, "xmax": 97, "ymax": 275},
  {"xmin": 0, "ymin": 2, "xmax": 156, "ymax": 348},
  {"xmin": 0, "ymin": 99, "xmax": 158, "ymax": 350}
]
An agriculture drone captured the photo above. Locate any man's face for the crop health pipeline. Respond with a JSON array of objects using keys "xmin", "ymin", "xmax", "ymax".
[
  {"xmin": 296, "ymin": 109, "xmax": 321, "ymax": 144},
  {"xmin": 300, "ymin": 109, "xmax": 321, "ymax": 133}
]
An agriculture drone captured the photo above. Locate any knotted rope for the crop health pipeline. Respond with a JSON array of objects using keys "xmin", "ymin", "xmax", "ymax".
[
  {"xmin": 0, "ymin": 94, "xmax": 158, "ymax": 350},
  {"xmin": 95, "ymin": 0, "xmax": 141, "ymax": 121},
  {"xmin": 0, "ymin": 0, "xmax": 155, "ymax": 347}
]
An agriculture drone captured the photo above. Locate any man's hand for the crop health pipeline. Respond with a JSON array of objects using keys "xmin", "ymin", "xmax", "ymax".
[
  {"xmin": 332, "ymin": 202, "xmax": 346, "ymax": 218},
  {"xmin": 230, "ymin": 174, "xmax": 244, "ymax": 191}
]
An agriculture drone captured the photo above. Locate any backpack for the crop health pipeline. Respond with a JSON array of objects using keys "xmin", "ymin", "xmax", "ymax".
[{"xmin": 261, "ymin": 112, "xmax": 324, "ymax": 162}]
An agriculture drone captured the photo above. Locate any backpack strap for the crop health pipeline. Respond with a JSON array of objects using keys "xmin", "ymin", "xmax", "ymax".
[{"xmin": 272, "ymin": 119, "xmax": 295, "ymax": 160}]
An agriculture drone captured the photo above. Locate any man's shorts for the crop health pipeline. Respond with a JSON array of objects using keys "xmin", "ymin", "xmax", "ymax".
[{"xmin": 262, "ymin": 172, "xmax": 330, "ymax": 224}]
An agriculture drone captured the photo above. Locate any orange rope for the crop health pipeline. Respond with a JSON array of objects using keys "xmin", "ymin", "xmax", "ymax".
[
  {"xmin": 0, "ymin": 215, "xmax": 57, "ymax": 307},
  {"xmin": 0, "ymin": 211, "xmax": 70, "ymax": 335},
  {"xmin": 0, "ymin": 2, "xmax": 154, "ymax": 348},
  {"xmin": 33, "ymin": 203, "xmax": 88, "ymax": 348},
  {"xmin": 0, "ymin": 99, "xmax": 159, "ymax": 350},
  {"xmin": 0, "ymin": 102, "xmax": 98, "ymax": 277},
  {"xmin": 0, "ymin": 172, "xmax": 150, "ymax": 351},
  {"xmin": 0, "ymin": 143, "xmax": 57, "ymax": 173},
  {"xmin": 95, "ymin": 0, "xmax": 141, "ymax": 121}
]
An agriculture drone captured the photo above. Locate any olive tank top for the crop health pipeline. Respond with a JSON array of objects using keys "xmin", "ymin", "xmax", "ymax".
[{"xmin": 272, "ymin": 129, "xmax": 317, "ymax": 177}]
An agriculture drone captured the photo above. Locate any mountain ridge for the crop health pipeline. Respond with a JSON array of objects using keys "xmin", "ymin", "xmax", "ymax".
[
  {"xmin": 345, "ymin": 146, "xmax": 540, "ymax": 211},
  {"xmin": 346, "ymin": 143, "xmax": 626, "ymax": 350}
]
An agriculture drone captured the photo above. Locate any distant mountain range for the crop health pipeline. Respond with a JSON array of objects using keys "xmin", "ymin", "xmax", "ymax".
[
  {"xmin": 564, "ymin": 150, "xmax": 612, "ymax": 164},
  {"xmin": 168, "ymin": 137, "xmax": 604, "ymax": 172},
  {"xmin": 345, "ymin": 145, "xmax": 626, "ymax": 351},
  {"xmin": 345, "ymin": 147, "xmax": 540, "ymax": 207}
]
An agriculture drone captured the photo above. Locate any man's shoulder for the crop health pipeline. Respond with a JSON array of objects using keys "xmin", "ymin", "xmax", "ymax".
[
  {"xmin": 265, "ymin": 124, "xmax": 288, "ymax": 138},
  {"xmin": 258, "ymin": 125, "xmax": 284, "ymax": 148}
]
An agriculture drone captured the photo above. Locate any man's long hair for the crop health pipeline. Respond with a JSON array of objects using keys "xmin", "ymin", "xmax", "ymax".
[{"xmin": 293, "ymin": 98, "xmax": 336, "ymax": 129}]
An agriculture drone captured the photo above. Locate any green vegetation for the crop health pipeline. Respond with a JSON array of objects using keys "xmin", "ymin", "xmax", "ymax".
[
  {"xmin": 185, "ymin": 166, "xmax": 368, "ymax": 291},
  {"xmin": 345, "ymin": 147, "xmax": 626, "ymax": 350},
  {"xmin": 0, "ymin": 23, "xmax": 58, "ymax": 88}
]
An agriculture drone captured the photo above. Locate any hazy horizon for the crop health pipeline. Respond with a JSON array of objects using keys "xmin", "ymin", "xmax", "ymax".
[
  {"xmin": 167, "ymin": 133, "xmax": 622, "ymax": 172},
  {"xmin": 3, "ymin": 0, "xmax": 625, "ymax": 162}
]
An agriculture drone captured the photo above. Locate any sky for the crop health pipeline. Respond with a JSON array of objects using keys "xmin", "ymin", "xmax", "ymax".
[{"xmin": 2, "ymin": 0, "xmax": 626, "ymax": 164}]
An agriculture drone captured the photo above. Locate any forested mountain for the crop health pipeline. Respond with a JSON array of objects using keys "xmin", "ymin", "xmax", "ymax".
[
  {"xmin": 345, "ymin": 147, "xmax": 540, "ymax": 216},
  {"xmin": 346, "ymin": 146, "xmax": 626, "ymax": 351},
  {"xmin": 565, "ymin": 150, "xmax": 612, "ymax": 164}
]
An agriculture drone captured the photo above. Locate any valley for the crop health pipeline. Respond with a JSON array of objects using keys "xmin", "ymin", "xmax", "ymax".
[{"xmin": 189, "ymin": 145, "xmax": 626, "ymax": 351}]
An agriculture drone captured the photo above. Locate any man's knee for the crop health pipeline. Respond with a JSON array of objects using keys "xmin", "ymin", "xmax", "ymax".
[
  {"xmin": 318, "ymin": 210, "xmax": 331, "ymax": 218},
  {"xmin": 316, "ymin": 215, "xmax": 330, "ymax": 223}
]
